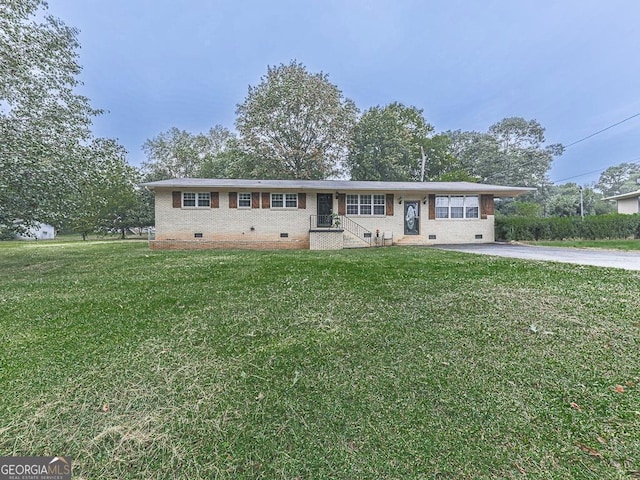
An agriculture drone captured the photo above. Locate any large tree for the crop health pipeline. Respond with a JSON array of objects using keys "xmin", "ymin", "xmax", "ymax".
[
  {"xmin": 235, "ymin": 61, "xmax": 358, "ymax": 179},
  {"xmin": 197, "ymin": 138, "xmax": 257, "ymax": 179},
  {"xmin": 70, "ymin": 139, "xmax": 150, "ymax": 239},
  {"xmin": 347, "ymin": 102, "xmax": 434, "ymax": 181},
  {"xmin": 421, "ymin": 133, "xmax": 472, "ymax": 182},
  {"xmin": 141, "ymin": 125, "xmax": 235, "ymax": 180},
  {"xmin": 595, "ymin": 163, "xmax": 640, "ymax": 197},
  {"xmin": 447, "ymin": 117, "xmax": 563, "ymax": 188},
  {"xmin": 0, "ymin": 0, "xmax": 101, "ymax": 233}
]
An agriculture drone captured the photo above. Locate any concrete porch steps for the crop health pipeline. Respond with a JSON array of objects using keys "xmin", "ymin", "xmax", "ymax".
[{"xmin": 343, "ymin": 232, "xmax": 370, "ymax": 249}]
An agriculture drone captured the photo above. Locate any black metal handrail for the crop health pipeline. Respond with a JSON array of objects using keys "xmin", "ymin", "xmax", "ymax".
[
  {"xmin": 309, "ymin": 215, "xmax": 337, "ymax": 229},
  {"xmin": 309, "ymin": 215, "xmax": 371, "ymax": 245},
  {"xmin": 339, "ymin": 216, "xmax": 372, "ymax": 245}
]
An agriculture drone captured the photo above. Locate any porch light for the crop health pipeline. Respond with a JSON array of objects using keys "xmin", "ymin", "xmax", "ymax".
[
  {"xmin": 398, "ymin": 196, "xmax": 403, "ymax": 204},
  {"xmin": 335, "ymin": 192, "xmax": 340, "ymax": 199},
  {"xmin": 423, "ymin": 196, "xmax": 428, "ymax": 204}
]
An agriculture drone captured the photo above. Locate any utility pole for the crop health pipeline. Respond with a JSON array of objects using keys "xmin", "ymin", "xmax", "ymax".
[
  {"xmin": 420, "ymin": 146, "xmax": 427, "ymax": 182},
  {"xmin": 579, "ymin": 186, "xmax": 584, "ymax": 219}
]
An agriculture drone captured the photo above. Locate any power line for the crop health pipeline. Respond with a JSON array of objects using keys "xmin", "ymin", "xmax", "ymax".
[
  {"xmin": 548, "ymin": 113, "xmax": 640, "ymax": 183},
  {"xmin": 551, "ymin": 156, "xmax": 640, "ymax": 184},
  {"xmin": 563, "ymin": 111, "xmax": 640, "ymax": 149},
  {"xmin": 551, "ymin": 167, "xmax": 610, "ymax": 184},
  {"xmin": 483, "ymin": 112, "xmax": 640, "ymax": 184}
]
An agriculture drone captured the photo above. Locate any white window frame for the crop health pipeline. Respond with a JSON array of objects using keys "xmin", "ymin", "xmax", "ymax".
[
  {"xmin": 465, "ymin": 196, "xmax": 479, "ymax": 219},
  {"xmin": 345, "ymin": 193, "xmax": 386, "ymax": 216},
  {"xmin": 285, "ymin": 193, "xmax": 298, "ymax": 208},
  {"xmin": 373, "ymin": 194, "xmax": 386, "ymax": 215},
  {"xmin": 238, "ymin": 192, "xmax": 251, "ymax": 208},
  {"xmin": 182, "ymin": 192, "xmax": 210, "ymax": 208},
  {"xmin": 271, "ymin": 193, "xmax": 298, "ymax": 209},
  {"xmin": 435, "ymin": 195, "xmax": 479, "ymax": 219}
]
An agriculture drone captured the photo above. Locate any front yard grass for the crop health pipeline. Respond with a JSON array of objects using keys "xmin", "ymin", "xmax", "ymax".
[{"xmin": 1, "ymin": 241, "xmax": 639, "ymax": 479}]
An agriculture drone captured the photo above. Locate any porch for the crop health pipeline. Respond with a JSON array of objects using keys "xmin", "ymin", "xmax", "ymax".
[{"xmin": 309, "ymin": 215, "xmax": 392, "ymax": 250}]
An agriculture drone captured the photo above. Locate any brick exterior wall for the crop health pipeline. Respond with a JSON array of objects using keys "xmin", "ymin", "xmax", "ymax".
[
  {"xmin": 149, "ymin": 239, "xmax": 308, "ymax": 250},
  {"xmin": 421, "ymin": 218, "xmax": 494, "ymax": 244},
  {"xmin": 154, "ymin": 189, "xmax": 311, "ymax": 248},
  {"xmin": 151, "ymin": 188, "xmax": 495, "ymax": 249},
  {"xmin": 309, "ymin": 230, "xmax": 344, "ymax": 250}
]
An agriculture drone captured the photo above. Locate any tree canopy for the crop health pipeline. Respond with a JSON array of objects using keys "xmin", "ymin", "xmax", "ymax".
[
  {"xmin": 595, "ymin": 163, "xmax": 640, "ymax": 197},
  {"xmin": 141, "ymin": 126, "xmax": 235, "ymax": 181},
  {"xmin": 235, "ymin": 61, "xmax": 358, "ymax": 179},
  {"xmin": 0, "ymin": 0, "xmax": 102, "ymax": 232},
  {"xmin": 0, "ymin": 0, "xmax": 153, "ymax": 237},
  {"xmin": 69, "ymin": 138, "xmax": 148, "ymax": 237},
  {"xmin": 446, "ymin": 117, "xmax": 563, "ymax": 188},
  {"xmin": 347, "ymin": 102, "xmax": 434, "ymax": 181}
]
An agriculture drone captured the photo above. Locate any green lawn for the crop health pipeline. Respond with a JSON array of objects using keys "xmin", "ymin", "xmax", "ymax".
[
  {"xmin": 525, "ymin": 239, "xmax": 640, "ymax": 250},
  {"xmin": 1, "ymin": 241, "xmax": 639, "ymax": 479}
]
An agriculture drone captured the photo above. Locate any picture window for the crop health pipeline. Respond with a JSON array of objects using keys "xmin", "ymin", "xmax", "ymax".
[
  {"xmin": 435, "ymin": 195, "xmax": 479, "ymax": 219},
  {"xmin": 346, "ymin": 194, "xmax": 386, "ymax": 216}
]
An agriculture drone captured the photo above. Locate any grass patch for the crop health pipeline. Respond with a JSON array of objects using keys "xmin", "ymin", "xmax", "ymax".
[
  {"xmin": 1, "ymin": 241, "xmax": 639, "ymax": 479},
  {"xmin": 525, "ymin": 239, "xmax": 640, "ymax": 251}
]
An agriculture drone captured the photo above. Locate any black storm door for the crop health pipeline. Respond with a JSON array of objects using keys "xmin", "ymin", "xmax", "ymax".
[
  {"xmin": 317, "ymin": 193, "xmax": 333, "ymax": 227},
  {"xmin": 404, "ymin": 201, "xmax": 420, "ymax": 235}
]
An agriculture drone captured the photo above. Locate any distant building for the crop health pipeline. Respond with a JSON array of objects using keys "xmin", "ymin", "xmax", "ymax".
[
  {"xmin": 16, "ymin": 222, "xmax": 57, "ymax": 240},
  {"xmin": 602, "ymin": 190, "xmax": 640, "ymax": 214}
]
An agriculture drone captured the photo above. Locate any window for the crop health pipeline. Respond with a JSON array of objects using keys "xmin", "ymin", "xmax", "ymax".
[
  {"xmin": 238, "ymin": 193, "xmax": 251, "ymax": 208},
  {"xmin": 465, "ymin": 196, "xmax": 479, "ymax": 218},
  {"xmin": 198, "ymin": 193, "xmax": 210, "ymax": 207},
  {"xmin": 285, "ymin": 193, "xmax": 297, "ymax": 208},
  {"xmin": 450, "ymin": 196, "xmax": 464, "ymax": 218},
  {"xmin": 183, "ymin": 192, "xmax": 210, "ymax": 208},
  {"xmin": 435, "ymin": 195, "xmax": 479, "ymax": 219},
  {"xmin": 435, "ymin": 196, "xmax": 449, "ymax": 218},
  {"xmin": 345, "ymin": 194, "xmax": 386, "ymax": 215},
  {"xmin": 373, "ymin": 195, "xmax": 385, "ymax": 215},
  {"xmin": 271, "ymin": 193, "xmax": 297, "ymax": 208},
  {"xmin": 272, "ymin": 193, "xmax": 283, "ymax": 208},
  {"xmin": 183, "ymin": 192, "xmax": 196, "ymax": 207},
  {"xmin": 346, "ymin": 195, "xmax": 359, "ymax": 215},
  {"xmin": 360, "ymin": 195, "xmax": 372, "ymax": 215}
]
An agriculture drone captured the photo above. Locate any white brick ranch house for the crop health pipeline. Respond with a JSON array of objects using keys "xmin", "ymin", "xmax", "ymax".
[{"xmin": 142, "ymin": 178, "xmax": 534, "ymax": 250}]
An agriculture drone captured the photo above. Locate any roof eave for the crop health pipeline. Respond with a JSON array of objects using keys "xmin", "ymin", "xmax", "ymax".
[
  {"xmin": 139, "ymin": 178, "xmax": 536, "ymax": 197},
  {"xmin": 602, "ymin": 189, "xmax": 640, "ymax": 201}
]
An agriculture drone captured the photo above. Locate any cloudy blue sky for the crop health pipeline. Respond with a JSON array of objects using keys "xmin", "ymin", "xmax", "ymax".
[{"xmin": 47, "ymin": 0, "xmax": 640, "ymax": 185}]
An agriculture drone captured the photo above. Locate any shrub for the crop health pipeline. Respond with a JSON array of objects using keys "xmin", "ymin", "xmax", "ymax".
[{"xmin": 495, "ymin": 214, "xmax": 640, "ymax": 241}]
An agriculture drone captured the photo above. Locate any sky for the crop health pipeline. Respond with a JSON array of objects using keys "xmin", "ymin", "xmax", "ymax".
[{"xmin": 46, "ymin": 0, "xmax": 640, "ymax": 186}]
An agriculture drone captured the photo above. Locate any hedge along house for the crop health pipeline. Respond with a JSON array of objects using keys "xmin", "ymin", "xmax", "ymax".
[{"xmin": 142, "ymin": 178, "xmax": 534, "ymax": 250}]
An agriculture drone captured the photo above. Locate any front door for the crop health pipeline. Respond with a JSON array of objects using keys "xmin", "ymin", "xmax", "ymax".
[
  {"xmin": 317, "ymin": 193, "xmax": 333, "ymax": 227},
  {"xmin": 404, "ymin": 201, "xmax": 420, "ymax": 235}
]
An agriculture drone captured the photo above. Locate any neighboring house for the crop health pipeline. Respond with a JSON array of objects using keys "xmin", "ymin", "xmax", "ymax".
[
  {"xmin": 141, "ymin": 178, "xmax": 534, "ymax": 250},
  {"xmin": 16, "ymin": 222, "xmax": 56, "ymax": 240},
  {"xmin": 603, "ymin": 190, "xmax": 640, "ymax": 214}
]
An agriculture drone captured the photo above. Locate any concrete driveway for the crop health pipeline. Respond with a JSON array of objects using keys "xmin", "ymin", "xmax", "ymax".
[{"xmin": 432, "ymin": 243, "xmax": 640, "ymax": 271}]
